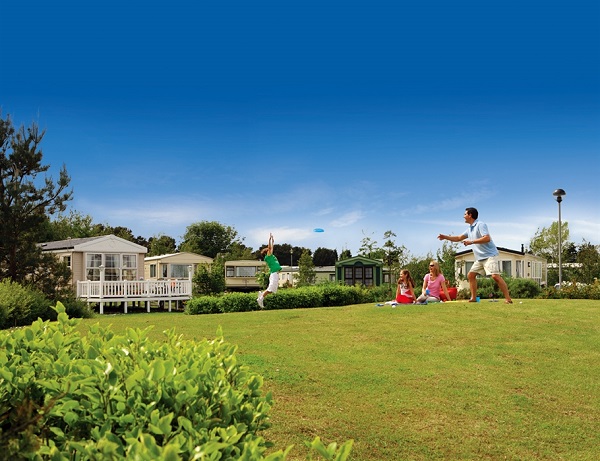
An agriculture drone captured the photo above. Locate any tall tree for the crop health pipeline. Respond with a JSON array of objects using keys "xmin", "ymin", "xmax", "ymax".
[
  {"xmin": 180, "ymin": 221, "xmax": 243, "ymax": 258},
  {"xmin": 358, "ymin": 231, "xmax": 378, "ymax": 259},
  {"xmin": 339, "ymin": 249, "xmax": 352, "ymax": 261},
  {"xmin": 148, "ymin": 234, "xmax": 177, "ymax": 256},
  {"xmin": 575, "ymin": 240, "xmax": 600, "ymax": 284},
  {"xmin": 529, "ymin": 221, "xmax": 571, "ymax": 263},
  {"xmin": 45, "ymin": 209, "xmax": 97, "ymax": 240},
  {"xmin": 382, "ymin": 230, "xmax": 408, "ymax": 285},
  {"xmin": 297, "ymin": 250, "xmax": 316, "ymax": 287},
  {"xmin": 313, "ymin": 247, "xmax": 338, "ymax": 266},
  {"xmin": 0, "ymin": 113, "xmax": 72, "ymax": 283}
]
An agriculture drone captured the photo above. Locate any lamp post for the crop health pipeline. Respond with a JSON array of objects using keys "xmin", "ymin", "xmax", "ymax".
[
  {"xmin": 552, "ymin": 188, "xmax": 566, "ymax": 288},
  {"xmin": 290, "ymin": 248, "xmax": 293, "ymax": 267}
]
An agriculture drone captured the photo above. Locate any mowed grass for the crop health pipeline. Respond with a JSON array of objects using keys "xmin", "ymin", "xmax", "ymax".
[{"xmin": 75, "ymin": 299, "xmax": 600, "ymax": 460}]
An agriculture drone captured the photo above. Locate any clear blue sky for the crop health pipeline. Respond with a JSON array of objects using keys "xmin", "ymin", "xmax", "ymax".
[{"xmin": 2, "ymin": 1, "xmax": 599, "ymax": 257}]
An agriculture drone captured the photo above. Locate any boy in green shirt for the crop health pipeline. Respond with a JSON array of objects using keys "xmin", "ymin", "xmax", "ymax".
[{"xmin": 257, "ymin": 233, "xmax": 282, "ymax": 308}]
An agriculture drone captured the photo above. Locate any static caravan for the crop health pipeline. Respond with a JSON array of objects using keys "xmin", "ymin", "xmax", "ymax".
[
  {"xmin": 455, "ymin": 246, "xmax": 547, "ymax": 289},
  {"xmin": 224, "ymin": 259, "xmax": 267, "ymax": 291},
  {"xmin": 144, "ymin": 252, "xmax": 213, "ymax": 280}
]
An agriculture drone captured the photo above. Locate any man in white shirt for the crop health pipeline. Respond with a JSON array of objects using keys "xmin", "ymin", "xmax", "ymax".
[{"xmin": 438, "ymin": 207, "xmax": 513, "ymax": 304}]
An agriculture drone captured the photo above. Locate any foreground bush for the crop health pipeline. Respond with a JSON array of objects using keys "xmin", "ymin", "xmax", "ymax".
[{"xmin": 0, "ymin": 303, "xmax": 352, "ymax": 460}]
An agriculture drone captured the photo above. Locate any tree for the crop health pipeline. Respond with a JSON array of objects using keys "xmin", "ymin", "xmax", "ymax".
[
  {"xmin": 192, "ymin": 260, "xmax": 225, "ymax": 296},
  {"xmin": 575, "ymin": 240, "xmax": 600, "ymax": 284},
  {"xmin": 0, "ymin": 113, "xmax": 72, "ymax": 284},
  {"xmin": 297, "ymin": 250, "xmax": 316, "ymax": 287},
  {"xmin": 226, "ymin": 241, "xmax": 254, "ymax": 260},
  {"xmin": 436, "ymin": 240, "xmax": 460, "ymax": 286},
  {"xmin": 45, "ymin": 210, "xmax": 97, "ymax": 240},
  {"xmin": 313, "ymin": 247, "xmax": 338, "ymax": 266},
  {"xmin": 148, "ymin": 234, "xmax": 177, "ymax": 256},
  {"xmin": 339, "ymin": 249, "xmax": 352, "ymax": 261},
  {"xmin": 180, "ymin": 221, "xmax": 244, "ymax": 258},
  {"xmin": 358, "ymin": 231, "xmax": 378, "ymax": 259},
  {"xmin": 529, "ymin": 221, "xmax": 571, "ymax": 263},
  {"xmin": 382, "ymin": 230, "xmax": 408, "ymax": 286}
]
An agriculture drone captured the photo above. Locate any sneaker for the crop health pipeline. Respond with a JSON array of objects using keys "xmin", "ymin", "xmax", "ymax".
[{"xmin": 257, "ymin": 296, "xmax": 264, "ymax": 308}]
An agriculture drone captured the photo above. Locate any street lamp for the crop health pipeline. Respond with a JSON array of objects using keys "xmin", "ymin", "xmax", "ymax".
[
  {"xmin": 552, "ymin": 188, "xmax": 566, "ymax": 288},
  {"xmin": 290, "ymin": 248, "xmax": 293, "ymax": 267}
]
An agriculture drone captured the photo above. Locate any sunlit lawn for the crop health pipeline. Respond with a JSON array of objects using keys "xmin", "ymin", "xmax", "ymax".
[{"xmin": 76, "ymin": 299, "xmax": 600, "ymax": 460}]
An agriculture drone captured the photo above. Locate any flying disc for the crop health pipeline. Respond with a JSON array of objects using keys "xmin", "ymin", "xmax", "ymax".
[{"xmin": 313, "ymin": 228, "xmax": 324, "ymax": 233}]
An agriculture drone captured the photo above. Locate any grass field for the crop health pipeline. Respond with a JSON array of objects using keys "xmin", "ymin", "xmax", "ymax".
[{"xmin": 76, "ymin": 299, "xmax": 600, "ymax": 460}]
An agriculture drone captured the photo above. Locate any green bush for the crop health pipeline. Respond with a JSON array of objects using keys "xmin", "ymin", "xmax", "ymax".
[
  {"xmin": 457, "ymin": 277, "xmax": 541, "ymax": 300},
  {"xmin": 320, "ymin": 284, "xmax": 362, "ymax": 307},
  {"xmin": 0, "ymin": 303, "xmax": 352, "ymax": 460},
  {"xmin": 0, "ymin": 279, "xmax": 53, "ymax": 329},
  {"xmin": 61, "ymin": 296, "xmax": 95, "ymax": 319},
  {"xmin": 185, "ymin": 295, "xmax": 222, "ymax": 314},
  {"xmin": 507, "ymin": 278, "xmax": 541, "ymax": 298},
  {"xmin": 221, "ymin": 292, "xmax": 258, "ymax": 313},
  {"xmin": 539, "ymin": 280, "xmax": 600, "ymax": 300}
]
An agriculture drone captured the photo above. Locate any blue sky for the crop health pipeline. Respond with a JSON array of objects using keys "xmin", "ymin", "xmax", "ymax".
[{"xmin": 2, "ymin": 1, "xmax": 599, "ymax": 257}]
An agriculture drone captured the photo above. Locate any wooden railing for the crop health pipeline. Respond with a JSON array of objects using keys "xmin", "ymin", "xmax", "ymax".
[{"xmin": 77, "ymin": 279, "xmax": 192, "ymax": 314}]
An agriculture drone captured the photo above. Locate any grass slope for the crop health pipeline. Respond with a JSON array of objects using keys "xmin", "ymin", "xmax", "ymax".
[{"xmin": 76, "ymin": 299, "xmax": 600, "ymax": 460}]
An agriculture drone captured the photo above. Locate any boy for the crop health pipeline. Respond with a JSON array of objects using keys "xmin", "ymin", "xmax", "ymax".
[{"xmin": 257, "ymin": 233, "xmax": 282, "ymax": 308}]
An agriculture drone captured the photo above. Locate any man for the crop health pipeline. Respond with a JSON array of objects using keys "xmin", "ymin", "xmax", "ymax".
[
  {"xmin": 438, "ymin": 207, "xmax": 513, "ymax": 304},
  {"xmin": 257, "ymin": 233, "xmax": 282, "ymax": 308}
]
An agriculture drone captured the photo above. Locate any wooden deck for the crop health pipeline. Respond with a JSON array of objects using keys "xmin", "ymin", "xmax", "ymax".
[{"xmin": 77, "ymin": 279, "xmax": 192, "ymax": 314}]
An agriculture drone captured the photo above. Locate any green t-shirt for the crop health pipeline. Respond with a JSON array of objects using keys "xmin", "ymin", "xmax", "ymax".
[{"xmin": 265, "ymin": 254, "xmax": 282, "ymax": 273}]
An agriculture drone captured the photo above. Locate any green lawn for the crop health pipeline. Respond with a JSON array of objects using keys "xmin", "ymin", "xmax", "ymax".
[{"xmin": 76, "ymin": 299, "xmax": 600, "ymax": 460}]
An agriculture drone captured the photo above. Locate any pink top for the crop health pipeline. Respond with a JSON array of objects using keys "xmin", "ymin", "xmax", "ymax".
[{"xmin": 424, "ymin": 273, "xmax": 446, "ymax": 298}]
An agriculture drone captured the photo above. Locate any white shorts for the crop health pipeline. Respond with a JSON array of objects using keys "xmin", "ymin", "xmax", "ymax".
[
  {"xmin": 267, "ymin": 272, "xmax": 280, "ymax": 293},
  {"xmin": 470, "ymin": 256, "xmax": 501, "ymax": 276}
]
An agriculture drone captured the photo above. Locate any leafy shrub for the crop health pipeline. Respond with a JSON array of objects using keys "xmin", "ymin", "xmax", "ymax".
[
  {"xmin": 0, "ymin": 279, "xmax": 53, "ymax": 329},
  {"xmin": 320, "ymin": 284, "xmax": 362, "ymax": 307},
  {"xmin": 185, "ymin": 295, "xmax": 222, "ymax": 314},
  {"xmin": 507, "ymin": 278, "xmax": 541, "ymax": 298},
  {"xmin": 457, "ymin": 277, "xmax": 541, "ymax": 300},
  {"xmin": 359, "ymin": 284, "xmax": 394, "ymax": 303},
  {"xmin": 539, "ymin": 280, "xmax": 600, "ymax": 300},
  {"xmin": 0, "ymin": 303, "xmax": 352, "ymax": 460},
  {"xmin": 220, "ymin": 292, "xmax": 258, "ymax": 313},
  {"xmin": 61, "ymin": 296, "xmax": 95, "ymax": 319}
]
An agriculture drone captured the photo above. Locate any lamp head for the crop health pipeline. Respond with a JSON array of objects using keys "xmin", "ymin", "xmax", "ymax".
[{"xmin": 553, "ymin": 188, "xmax": 566, "ymax": 203}]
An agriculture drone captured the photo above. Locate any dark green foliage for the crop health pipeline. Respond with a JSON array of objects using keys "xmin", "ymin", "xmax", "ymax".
[
  {"xmin": 62, "ymin": 296, "xmax": 95, "ymax": 319},
  {"xmin": 0, "ymin": 114, "xmax": 72, "ymax": 284},
  {"xmin": 148, "ymin": 234, "xmax": 177, "ymax": 256}
]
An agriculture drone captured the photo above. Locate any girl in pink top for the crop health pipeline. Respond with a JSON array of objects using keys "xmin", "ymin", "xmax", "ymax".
[{"xmin": 416, "ymin": 260, "xmax": 451, "ymax": 304}]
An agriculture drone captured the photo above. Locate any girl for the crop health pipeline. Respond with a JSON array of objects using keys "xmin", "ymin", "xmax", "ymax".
[
  {"xmin": 395, "ymin": 269, "xmax": 416, "ymax": 304},
  {"xmin": 415, "ymin": 260, "xmax": 451, "ymax": 304}
]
